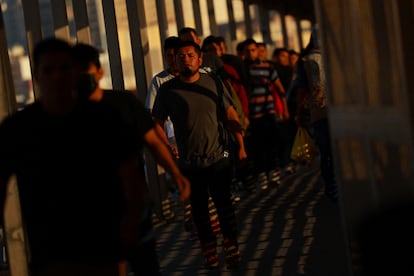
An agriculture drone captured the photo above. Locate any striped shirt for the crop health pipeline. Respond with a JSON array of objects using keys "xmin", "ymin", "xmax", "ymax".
[{"xmin": 246, "ymin": 60, "xmax": 279, "ymax": 119}]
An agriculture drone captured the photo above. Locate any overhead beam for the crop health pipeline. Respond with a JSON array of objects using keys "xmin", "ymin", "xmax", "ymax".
[{"xmin": 249, "ymin": 0, "xmax": 315, "ymax": 21}]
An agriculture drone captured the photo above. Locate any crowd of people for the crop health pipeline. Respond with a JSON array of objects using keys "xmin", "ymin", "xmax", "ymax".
[{"xmin": 0, "ymin": 24, "xmax": 337, "ymax": 275}]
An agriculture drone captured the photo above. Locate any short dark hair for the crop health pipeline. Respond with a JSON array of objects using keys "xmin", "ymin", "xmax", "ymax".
[
  {"xmin": 236, "ymin": 41, "xmax": 247, "ymax": 53},
  {"xmin": 163, "ymin": 36, "xmax": 181, "ymax": 52},
  {"xmin": 201, "ymin": 35, "xmax": 219, "ymax": 52},
  {"xmin": 33, "ymin": 37, "xmax": 72, "ymax": 69},
  {"xmin": 272, "ymin": 47, "xmax": 289, "ymax": 57},
  {"xmin": 215, "ymin": 36, "xmax": 225, "ymax": 44},
  {"xmin": 243, "ymin": 38, "xmax": 257, "ymax": 48},
  {"xmin": 72, "ymin": 43, "xmax": 102, "ymax": 70},
  {"xmin": 289, "ymin": 49, "xmax": 299, "ymax": 56},
  {"xmin": 178, "ymin": 27, "xmax": 197, "ymax": 37},
  {"xmin": 175, "ymin": 40, "xmax": 201, "ymax": 56},
  {"xmin": 256, "ymin": 42, "xmax": 266, "ymax": 47}
]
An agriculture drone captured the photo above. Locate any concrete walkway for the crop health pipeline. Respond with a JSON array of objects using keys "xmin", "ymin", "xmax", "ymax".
[{"xmin": 153, "ymin": 164, "xmax": 351, "ymax": 276}]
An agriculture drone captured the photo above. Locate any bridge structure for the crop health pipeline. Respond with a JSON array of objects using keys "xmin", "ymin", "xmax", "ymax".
[{"xmin": 0, "ymin": 1, "xmax": 414, "ymax": 275}]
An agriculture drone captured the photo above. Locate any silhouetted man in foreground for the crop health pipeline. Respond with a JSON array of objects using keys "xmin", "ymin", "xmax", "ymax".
[{"xmin": 0, "ymin": 38, "xmax": 146, "ymax": 276}]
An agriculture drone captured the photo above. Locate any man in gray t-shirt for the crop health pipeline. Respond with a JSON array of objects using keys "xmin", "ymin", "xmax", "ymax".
[{"xmin": 152, "ymin": 40, "xmax": 247, "ymax": 270}]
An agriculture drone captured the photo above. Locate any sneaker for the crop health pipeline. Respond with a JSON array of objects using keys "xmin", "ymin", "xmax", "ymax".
[
  {"xmin": 257, "ymin": 172, "xmax": 269, "ymax": 190},
  {"xmin": 230, "ymin": 180, "xmax": 242, "ymax": 203},
  {"xmin": 268, "ymin": 169, "xmax": 282, "ymax": 185},
  {"xmin": 231, "ymin": 191, "xmax": 241, "ymax": 203}
]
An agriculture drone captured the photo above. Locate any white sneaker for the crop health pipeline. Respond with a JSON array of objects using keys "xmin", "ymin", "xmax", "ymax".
[{"xmin": 231, "ymin": 192, "xmax": 241, "ymax": 203}]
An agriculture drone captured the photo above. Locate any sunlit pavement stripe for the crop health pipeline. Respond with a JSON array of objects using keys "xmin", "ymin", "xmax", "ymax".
[
  {"xmin": 154, "ymin": 165, "xmax": 347, "ymax": 275},
  {"xmin": 272, "ymin": 267, "xmax": 284, "ymax": 276},
  {"xmin": 277, "ymin": 247, "xmax": 289, "ymax": 257},
  {"xmin": 295, "ymin": 172, "xmax": 323, "ymax": 274}
]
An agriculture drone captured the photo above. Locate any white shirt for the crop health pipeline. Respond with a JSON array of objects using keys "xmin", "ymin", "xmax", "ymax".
[{"xmin": 146, "ymin": 70, "xmax": 176, "ymax": 138}]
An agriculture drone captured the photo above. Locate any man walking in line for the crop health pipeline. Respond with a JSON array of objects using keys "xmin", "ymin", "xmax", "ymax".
[
  {"xmin": 0, "ymin": 38, "xmax": 145, "ymax": 276},
  {"xmin": 296, "ymin": 28, "xmax": 338, "ymax": 201},
  {"xmin": 243, "ymin": 38, "xmax": 290, "ymax": 189},
  {"xmin": 152, "ymin": 40, "xmax": 247, "ymax": 270},
  {"xmin": 72, "ymin": 43, "xmax": 190, "ymax": 275},
  {"xmin": 145, "ymin": 36, "xmax": 181, "ymax": 222}
]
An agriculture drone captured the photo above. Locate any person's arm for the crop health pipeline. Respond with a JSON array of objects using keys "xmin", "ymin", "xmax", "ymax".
[
  {"xmin": 144, "ymin": 121, "xmax": 190, "ymax": 202},
  {"xmin": 274, "ymin": 78, "xmax": 290, "ymax": 121},
  {"xmin": 145, "ymin": 77, "xmax": 159, "ymax": 111},
  {"xmin": 226, "ymin": 106, "xmax": 247, "ymax": 161},
  {"xmin": 118, "ymin": 158, "xmax": 149, "ymax": 249}
]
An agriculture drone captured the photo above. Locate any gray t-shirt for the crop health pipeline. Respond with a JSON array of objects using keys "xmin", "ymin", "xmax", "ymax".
[{"xmin": 152, "ymin": 73, "xmax": 233, "ymax": 169}]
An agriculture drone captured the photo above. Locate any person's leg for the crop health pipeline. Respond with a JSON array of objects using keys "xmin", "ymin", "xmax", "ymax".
[
  {"xmin": 284, "ymin": 119, "xmax": 298, "ymax": 173},
  {"xmin": 312, "ymin": 119, "xmax": 337, "ymax": 199},
  {"xmin": 239, "ymin": 132, "xmax": 256, "ymax": 193},
  {"xmin": 208, "ymin": 158, "xmax": 238, "ymax": 240},
  {"xmin": 263, "ymin": 116, "xmax": 282, "ymax": 184},
  {"xmin": 182, "ymin": 168, "xmax": 218, "ymax": 267},
  {"xmin": 275, "ymin": 121, "xmax": 292, "ymax": 169},
  {"xmin": 208, "ymin": 158, "xmax": 240, "ymax": 269},
  {"xmin": 250, "ymin": 118, "xmax": 268, "ymax": 176},
  {"xmin": 250, "ymin": 117, "xmax": 270, "ymax": 189}
]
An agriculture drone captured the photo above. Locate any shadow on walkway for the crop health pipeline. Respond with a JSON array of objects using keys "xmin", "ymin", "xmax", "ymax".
[{"xmin": 154, "ymin": 164, "xmax": 350, "ymax": 276}]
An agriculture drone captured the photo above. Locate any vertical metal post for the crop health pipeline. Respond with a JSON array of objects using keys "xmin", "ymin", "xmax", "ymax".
[
  {"xmin": 206, "ymin": 0, "xmax": 218, "ymax": 35},
  {"xmin": 156, "ymin": 0, "xmax": 169, "ymax": 44},
  {"xmin": 280, "ymin": 11, "xmax": 289, "ymax": 48},
  {"xmin": 295, "ymin": 17, "xmax": 303, "ymax": 50},
  {"xmin": 21, "ymin": 0, "xmax": 43, "ymax": 100},
  {"xmin": 226, "ymin": 0, "xmax": 237, "ymax": 41},
  {"xmin": 50, "ymin": 0, "xmax": 71, "ymax": 41},
  {"xmin": 192, "ymin": 0, "xmax": 203, "ymax": 36},
  {"xmin": 0, "ymin": 9, "xmax": 17, "ymax": 119},
  {"xmin": 72, "ymin": 0, "xmax": 92, "ymax": 43},
  {"xmin": 126, "ymin": 0, "xmax": 152, "ymax": 103},
  {"xmin": 242, "ymin": 0, "xmax": 252, "ymax": 38},
  {"xmin": 127, "ymin": 0, "xmax": 163, "ymax": 218},
  {"xmin": 173, "ymin": 0, "xmax": 185, "ymax": 31},
  {"xmin": 101, "ymin": 1, "xmax": 124, "ymax": 91},
  {"xmin": 258, "ymin": 5, "xmax": 271, "ymax": 44}
]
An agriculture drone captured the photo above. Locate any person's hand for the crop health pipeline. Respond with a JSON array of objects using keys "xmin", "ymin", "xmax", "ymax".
[
  {"xmin": 244, "ymin": 117, "xmax": 250, "ymax": 129},
  {"xmin": 283, "ymin": 110, "xmax": 290, "ymax": 121},
  {"xmin": 238, "ymin": 147, "xmax": 247, "ymax": 161},
  {"xmin": 170, "ymin": 145, "xmax": 180, "ymax": 160},
  {"xmin": 173, "ymin": 174, "xmax": 191, "ymax": 202}
]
